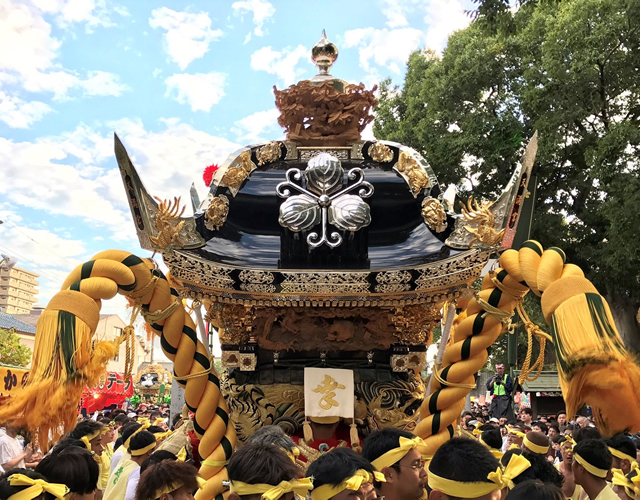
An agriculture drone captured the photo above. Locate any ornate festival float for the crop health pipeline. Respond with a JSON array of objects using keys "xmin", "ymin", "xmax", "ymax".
[{"xmin": 2, "ymin": 32, "xmax": 640, "ymax": 500}]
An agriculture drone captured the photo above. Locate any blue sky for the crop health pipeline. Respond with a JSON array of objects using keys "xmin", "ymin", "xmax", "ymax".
[{"xmin": 0, "ymin": 0, "xmax": 474, "ymax": 356}]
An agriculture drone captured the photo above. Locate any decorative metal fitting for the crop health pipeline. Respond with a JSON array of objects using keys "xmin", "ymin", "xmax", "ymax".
[
  {"xmin": 277, "ymin": 153, "xmax": 373, "ymax": 248},
  {"xmin": 273, "ymin": 351, "xmax": 280, "ymax": 364},
  {"xmin": 367, "ymin": 351, "xmax": 374, "ymax": 364}
]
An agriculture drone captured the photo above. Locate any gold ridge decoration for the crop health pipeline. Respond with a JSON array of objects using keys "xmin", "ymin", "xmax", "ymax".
[
  {"xmin": 239, "ymin": 270, "xmax": 276, "ymax": 293},
  {"xmin": 150, "ymin": 196, "xmax": 186, "ymax": 251},
  {"xmin": 204, "ymin": 195, "xmax": 229, "ymax": 231},
  {"xmin": 368, "ymin": 142, "xmax": 394, "ymax": 163},
  {"xmin": 375, "ymin": 271, "xmax": 412, "ymax": 293},
  {"xmin": 461, "ymin": 197, "xmax": 505, "ymax": 247},
  {"xmin": 421, "ymin": 197, "xmax": 448, "ymax": 233},
  {"xmin": 220, "ymin": 151, "xmax": 257, "ymax": 196},
  {"xmin": 393, "ymin": 151, "xmax": 430, "ymax": 197},
  {"xmin": 256, "ymin": 142, "xmax": 282, "ymax": 166},
  {"xmin": 280, "ymin": 272, "xmax": 369, "ymax": 294},
  {"xmin": 390, "ymin": 304, "xmax": 441, "ymax": 345}
]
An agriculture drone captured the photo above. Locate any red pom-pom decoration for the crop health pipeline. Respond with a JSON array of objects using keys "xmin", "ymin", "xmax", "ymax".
[{"xmin": 203, "ymin": 164, "xmax": 219, "ymax": 187}]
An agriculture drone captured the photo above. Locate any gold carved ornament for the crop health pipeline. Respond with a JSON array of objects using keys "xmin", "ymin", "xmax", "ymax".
[
  {"xmin": 150, "ymin": 196, "xmax": 186, "ymax": 250},
  {"xmin": 421, "ymin": 197, "xmax": 448, "ymax": 233},
  {"xmin": 390, "ymin": 304, "xmax": 441, "ymax": 345},
  {"xmin": 460, "ymin": 197, "xmax": 505, "ymax": 247},
  {"xmin": 256, "ymin": 142, "xmax": 282, "ymax": 166},
  {"xmin": 204, "ymin": 195, "xmax": 229, "ymax": 231},
  {"xmin": 368, "ymin": 142, "xmax": 394, "ymax": 163},
  {"xmin": 395, "ymin": 151, "xmax": 430, "ymax": 197},
  {"xmin": 220, "ymin": 151, "xmax": 257, "ymax": 196}
]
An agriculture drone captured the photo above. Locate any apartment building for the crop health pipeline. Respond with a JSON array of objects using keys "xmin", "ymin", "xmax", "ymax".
[{"xmin": 0, "ymin": 266, "xmax": 39, "ymax": 314}]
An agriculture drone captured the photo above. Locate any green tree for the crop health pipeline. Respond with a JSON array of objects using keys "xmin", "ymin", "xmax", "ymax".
[
  {"xmin": 374, "ymin": 0, "xmax": 640, "ymax": 352},
  {"xmin": 0, "ymin": 327, "xmax": 32, "ymax": 367}
]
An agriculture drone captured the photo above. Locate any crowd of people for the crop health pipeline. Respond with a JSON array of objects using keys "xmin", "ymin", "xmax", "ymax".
[{"xmin": 1, "ymin": 400, "xmax": 639, "ymax": 500}]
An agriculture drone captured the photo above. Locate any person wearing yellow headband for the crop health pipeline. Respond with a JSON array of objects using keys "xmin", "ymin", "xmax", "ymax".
[
  {"xmin": 307, "ymin": 448, "xmax": 381, "ymax": 500},
  {"xmin": 0, "ymin": 469, "xmax": 68, "ymax": 500},
  {"xmin": 36, "ymin": 446, "xmax": 100, "ymax": 500},
  {"xmin": 606, "ymin": 436, "xmax": 637, "ymax": 477},
  {"xmin": 555, "ymin": 435, "xmax": 583, "ymax": 500},
  {"xmin": 104, "ymin": 431, "xmax": 156, "ymax": 500},
  {"xmin": 134, "ymin": 460, "xmax": 199, "ymax": 500},
  {"xmin": 361, "ymin": 429, "xmax": 426, "ymax": 500},
  {"xmin": 428, "ymin": 437, "xmax": 533, "ymax": 500},
  {"xmin": 227, "ymin": 443, "xmax": 304, "ymax": 500},
  {"xmin": 523, "ymin": 432, "xmax": 551, "ymax": 457},
  {"xmin": 611, "ymin": 467, "xmax": 640, "ymax": 500},
  {"xmin": 246, "ymin": 426, "xmax": 302, "ymax": 469},
  {"xmin": 481, "ymin": 429, "xmax": 506, "ymax": 460},
  {"xmin": 506, "ymin": 479, "xmax": 564, "ymax": 500},
  {"xmin": 506, "ymin": 425, "xmax": 525, "ymax": 451},
  {"xmin": 111, "ymin": 423, "xmax": 144, "ymax": 475},
  {"xmin": 499, "ymin": 449, "xmax": 564, "ymax": 491},
  {"xmin": 572, "ymin": 439, "xmax": 617, "ymax": 500},
  {"xmin": 68, "ymin": 420, "xmax": 106, "ymax": 457}
]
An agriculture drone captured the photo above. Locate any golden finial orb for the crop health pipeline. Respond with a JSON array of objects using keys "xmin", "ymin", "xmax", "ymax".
[{"xmin": 311, "ymin": 29, "xmax": 338, "ymax": 82}]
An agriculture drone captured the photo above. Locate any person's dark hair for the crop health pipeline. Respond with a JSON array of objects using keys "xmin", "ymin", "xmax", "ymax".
[
  {"xmin": 501, "ymin": 451, "xmax": 563, "ymax": 488},
  {"xmin": 551, "ymin": 434, "xmax": 565, "ymax": 445},
  {"xmin": 147, "ymin": 426, "xmax": 164, "ymax": 434},
  {"xmin": 521, "ymin": 409, "xmax": 534, "ymax": 417},
  {"xmin": 306, "ymin": 448, "xmax": 375, "ymax": 489},
  {"xmin": 573, "ymin": 427, "xmax": 602, "ymax": 443},
  {"xmin": 506, "ymin": 480, "xmax": 564, "ymax": 500},
  {"xmin": 171, "ymin": 414, "xmax": 182, "ymax": 430},
  {"xmin": 0, "ymin": 469, "xmax": 56, "ymax": 500},
  {"xmin": 140, "ymin": 450, "xmax": 178, "ymax": 474},
  {"xmin": 247, "ymin": 425, "xmax": 297, "ymax": 454},
  {"xmin": 149, "ymin": 411, "xmax": 163, "ymax": 420},
  {"xmin": 461, "ymin": 411, "xmax": 473, "ymax": 419},
  {"xmin": 129, "ymin": 431, "xmax": 156, "ymax": 453},
  {"xmin": 479, "ymin": 424, "xmax": 495, "ymax": 432},
  {"xmin": 481, "ymin": 429, "xmax": 503, "ymax": 450},
  {"xmin": 228, "ymin": 444, "xmax": 299, "ymax": 488},
  {"xmin": 549, "ymin": 425, "xmax": 560, "ymax": 434},
  {"xmin": 114, "ymin": 414, "xmax": 126, "ymax": 425},
  {"xmin": 99, "ymin": 417, "xmax": 112, "ymax": 426},
  {"xmin": 533, "ymin": 422, "xmax": 549, "ymax": 435},
  {"xmin": 429, "ymin": 437, "xmax": 499, "ymax": 483},
  {"xmin": 557, "ymin": 411, "xmax": 567, "ymax": 418},
  {"xmin": 606, "ymin": 435, "xmax": 637, "ymax": 460},
  {"xmin": 68, "ymin": 419, "xmax": 105, "ymax": 439},
  {"xmin": 120, "ymin": 422, "xmax": 142, "ymax": 444},
  {"xmin": 572, "ymin": 439, "xmax": 612, "ymax": 474},
  {"xmin": 50, "ymin": 438, "xmax": 87, "ymax": 453},
  {"xmin": 362, "ymin": 428, "xmax": 415, "ymax": 469},
  {"xmin": 36, "ymin": 446, "xmax": 99, "ymax": 494},
  {"xmin": 135, "ymin": 461, "xmax": 199, "ymax": 500}
]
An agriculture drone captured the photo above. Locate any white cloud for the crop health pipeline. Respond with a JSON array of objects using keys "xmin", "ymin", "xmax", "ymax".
[
  {"xmin": 250, "ymin": 45, "xmax": 308, "ymax": 86},
  {"xmin": 380, "ymin": 0, "xmax": 412, "ymax": 28},
  {"xmin": 231, "ymin": 0, "xmax": 275, "ymax": 38},
  {"xmin": 343, "ymin": 27, "xmax": 425, "ymax": 74},
  {"xmin": 231, "ymin": 108, "xmax": 281, "ymax": 144},
  {"xmin": 149, "ymin": 7, "xmax": 223, "ymax": 70},
  {"xmin": 423, "ymin": 0, "xmax": 471, "ymax": 53},
  {"xmin": 164, "ymin": 72, "xmax": 226, "ymax": 112},
  {"xmin": 31, "ymin": 0, "xmax": 129, "ymax": 32},
  {"xmin": 0, "ymin": 91, "xmax": 52, "ymax": 128},
  {"xmin": 79, "ymin": 70, "xmax": 129, "ymax": 96}
]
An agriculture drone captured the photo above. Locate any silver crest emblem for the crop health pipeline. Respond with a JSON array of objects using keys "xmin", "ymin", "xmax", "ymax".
[{"xmin": 276, "ymin": 153, "xmax": 374, "ymax": 248}]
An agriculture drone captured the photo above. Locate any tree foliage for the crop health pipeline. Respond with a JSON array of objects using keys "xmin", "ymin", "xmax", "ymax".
[
  {"xmin": 0, "ymin": 327, "xmax": 32, "ymax": 367},
  {"xmin": 374, "ymin": 0, "xmax": 640, "ymax": 350}
]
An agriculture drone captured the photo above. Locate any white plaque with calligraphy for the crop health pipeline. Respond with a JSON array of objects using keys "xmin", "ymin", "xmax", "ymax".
[{"xmin": 304, "ymin": 367, "xmax": 354, "ymax": 419}]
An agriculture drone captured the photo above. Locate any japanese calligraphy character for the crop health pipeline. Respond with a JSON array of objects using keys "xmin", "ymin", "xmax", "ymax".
[{"xmin": 312, "ymin": 375, "xmax": 345, "ymax": 410}]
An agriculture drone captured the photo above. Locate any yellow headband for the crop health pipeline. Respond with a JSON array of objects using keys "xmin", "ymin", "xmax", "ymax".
[
  {"xmin": 153, "ymin": 418, "xmax": 166, "ymax": 426},
  {"xmin": 573, "ymin": 453, "xmax": 608, "ymax": 478},
  {"xmin": 230, "ymin": 478, "xmax": 314, "ymax": 500},
  {"xmin": 280, "ymin": 446, "xmax": 300, "ymax": 464},
  {"xmin": 311, "ymin": 470, "xmax": 385, "ymax": 500},
  {"xmin": 479, "ymin": 437, "xmax": 504, "ymax": 460},
  {"xmin": 125, "ymin": 422, "xmax": 150, "ymax": 448},
  {"xmin": 609, "ymin": 448, "xmax": 639, "ymax": 470},
  {"xmin": 151, "ymin": 482, "xmax": 183, "ymax": 499},
  {"xmin": 508, "ymin": 428, "xmax": 525, "ymax": 439},
  {"xmin": 523, "ymin": 435, "xmax": 549, "ymax": 455},
  {"xmin": 81, "ymin": 436, "xmax": 92, "ymax": 450},
  {"xmin": 428, "ymin": 453, "xmax": 532, "ymax": 496},
  {"xmin": 370, "ymin": 436, "xmax": 426, "ymax": 470},
  {"xmin": 130, "ymin": 441, "xmax": 157, "ymax": 456},
  {"xmin": 612, "ymin": 468, "xmax": 640, "ymax": 499},
  {"xmin": 7, "ymin": 474, "xmax": 69, "ymax": 500},
  {"xmin": 176, "ymin": 447, "xmax": 187, "ymax": 462},
  {"xmin": 154, "ymin": 431, "xmax": 172, "ymax": 441}
]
